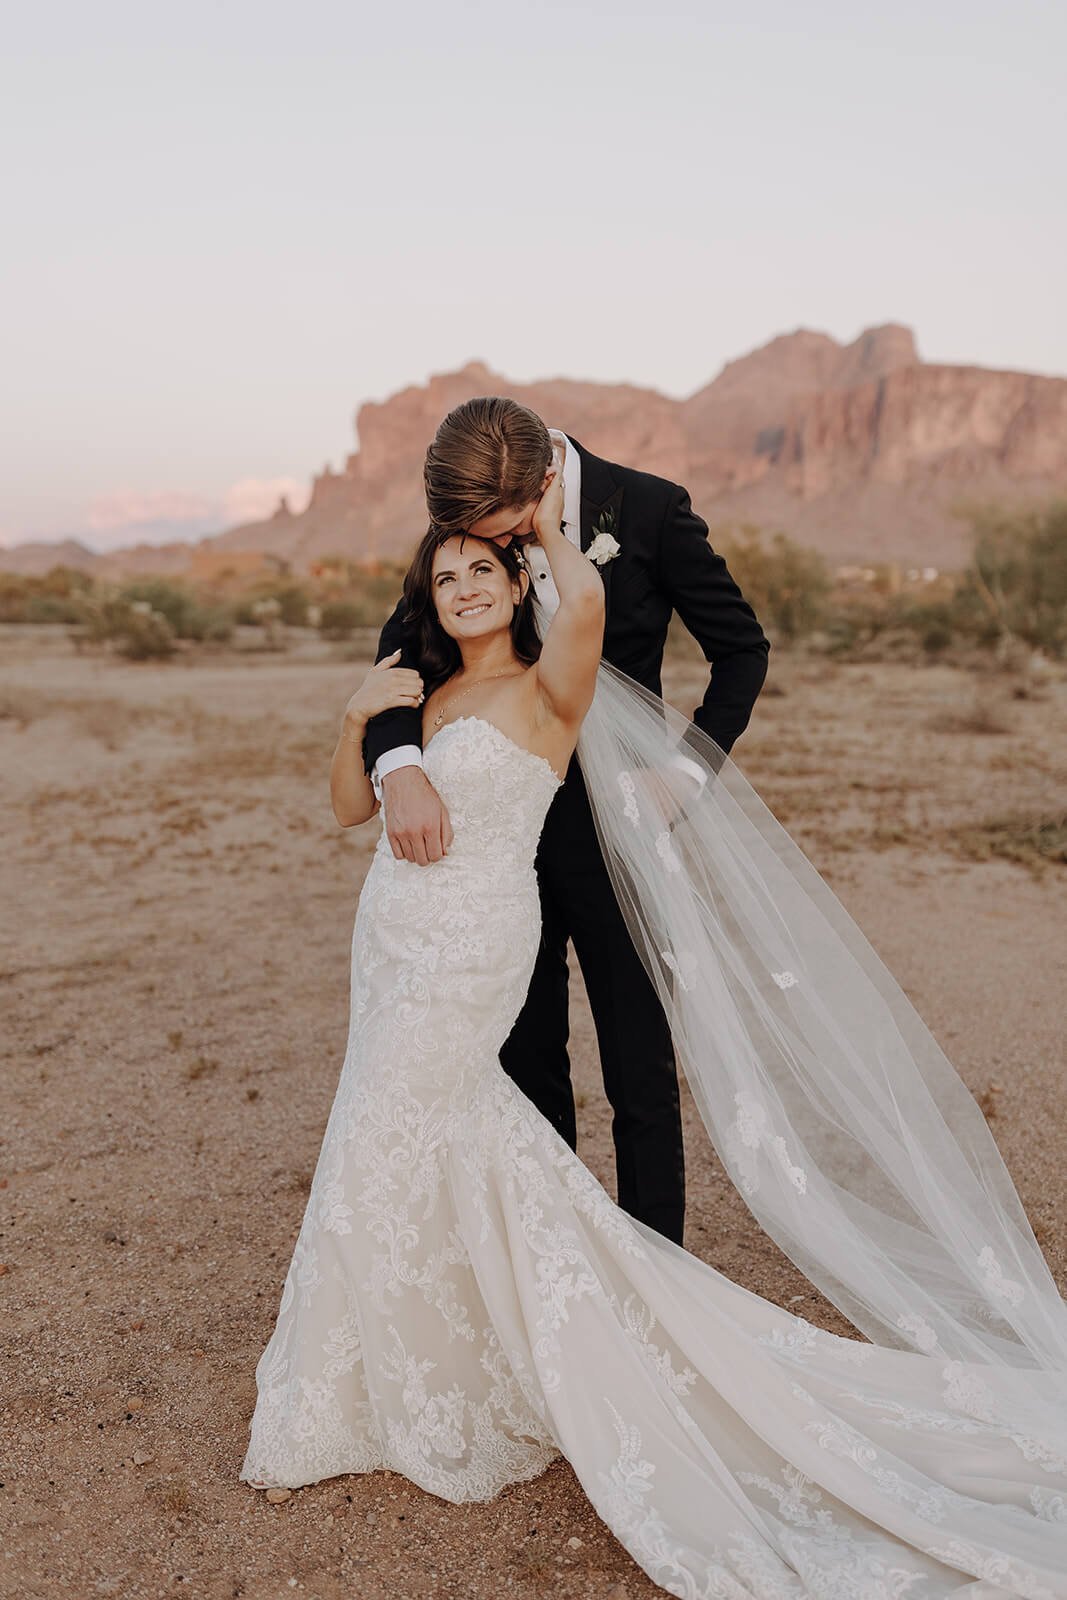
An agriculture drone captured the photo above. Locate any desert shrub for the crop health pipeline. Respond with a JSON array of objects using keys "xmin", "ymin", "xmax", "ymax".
[
  {"xmin": 819, "ymin": 594, "xmax": 893, "ymax": 657},
  {"xmin": 234, "ymin": 595, "xmax": 288, "ymax": 651},
  {"xmin": 347, "ymin": 562, "xmax": 409, "ymax": 625},
  {"xmin": 954, "ymin": 812, "xmax": 1067, "ymax": 872},
  {"xmin": 115, "ymin": 608, "xmax": 177, "ymax": 659},
  {"xmin": 0, "ymin": 566, "xmax": 94, "ymax": 623},
  {"xmin": 80, "ymin": 597, "xmax": 177, "ymax": 659},
  {"xmin": 249, "ymin": 582, "xmax": 309, "ymax": 626},
  {"xmin": 949, "ymin": 499, "xmax": 1067, "ymax": 656},
  {"xmin": 319, "ymin": 600, "xmax": 362, "ymax": 639},
  {"xmin": 223, "ymin": 581, "xmax": 309, "ymax": 627},
  {"xmin": 118, "ymin": 580, "xmax": 234, "ymax": 642},
  {"xmin": 23, "ymin": 592, "xmax": 85, "ymax": 623},
  {"xmin": 275, "ymin": 584, "xmax": 310, "ymax": 625},
  {"xmin": 885, "ymin": 596, "xmax": 957, "ymax": 656},
  {"xmin": 715, "ymin": 525, "xmax": 831, "ymax": 642},
  {"xmin": 305, "ymin": 558, "xmax": 409, "ymax": 631},
  {"xmin": 187, "ymin": 605, "xmax": 234, "ymax": 642}
]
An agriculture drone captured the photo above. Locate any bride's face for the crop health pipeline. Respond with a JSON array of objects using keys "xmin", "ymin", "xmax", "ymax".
[{"xmin": 431, "ymin": 536, "xmax": 526, "ymax": 641}]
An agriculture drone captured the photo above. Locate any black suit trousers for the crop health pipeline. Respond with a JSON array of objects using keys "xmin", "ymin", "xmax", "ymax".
[{"xmin": 499, "ymin": 759, "xmax": 686, "ymax": 1245}]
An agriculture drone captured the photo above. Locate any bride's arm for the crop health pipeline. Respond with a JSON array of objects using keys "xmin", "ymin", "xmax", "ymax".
[
  {"xmin": 531, "ymin": 474, "xmax": 606, "ymax": 729},
  {"xmin": 331, "ymin": 651, "xmax": 426, "ymax": 827}
]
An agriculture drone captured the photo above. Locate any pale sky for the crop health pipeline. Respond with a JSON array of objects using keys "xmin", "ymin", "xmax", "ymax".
[{"xmin": 2, "ymin": 0, "xmax": 1064, "ymax": 550}]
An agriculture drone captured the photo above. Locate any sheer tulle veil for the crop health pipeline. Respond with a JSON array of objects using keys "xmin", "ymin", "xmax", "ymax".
[{"xmin": 572, "ymin": 659, "xmax": 1067, "ymax": 1435}]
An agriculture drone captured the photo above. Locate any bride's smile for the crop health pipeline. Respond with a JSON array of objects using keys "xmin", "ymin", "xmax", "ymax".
[{"xmin": 432, "ymin": 537, "xmax": 526, "ymax": 641}]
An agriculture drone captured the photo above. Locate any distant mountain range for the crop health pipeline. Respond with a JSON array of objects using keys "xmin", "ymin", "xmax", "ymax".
[{"xmin": 5, "ymin": 323, "xmax": 1066, "ymax": 577}]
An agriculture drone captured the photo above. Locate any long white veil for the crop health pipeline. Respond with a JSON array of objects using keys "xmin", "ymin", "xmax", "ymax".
[{"xmin": 574, "ymin": 660, "xmax": 1067, "ymax": 1420}]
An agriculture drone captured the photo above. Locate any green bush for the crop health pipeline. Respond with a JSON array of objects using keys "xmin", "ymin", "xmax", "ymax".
[
  {"xmin": 118, "ymin": 581, "xmax": 234, "ymax": 642},
  {"xmin": 716, "ymin": 525, "xmax": 831, "ymax": 643},
  {"xmin": 24, "ymin": 593, "xmax": 86, "ymax": 623},
  {"xmin": 820, "ymin": 594, "xmax": 893, "ymax": 657},
  {"xmin": 253, "ymin": 583, "xmax": 309, "ymax": 626},
  {"xmin": 0, "ymin": 566, "xmax": 93, "ymax": 623},
  {"xmin": 80, "ymin": 597, "xmax": 177, "ymax": 659},
  {"xmin": 116, "ymin": 607, "xmax": 178, "ymax": 660},
  {"xmin": 319, "ymin": 600, "xmax": 362, "ymax": 639},
  {"xmin": 949, "ymin": 499, "xmax": 1067, "ymax": 656},
  {"xmin": 885, "ymin": 596, "xmax": 957, "ymax": 656}
]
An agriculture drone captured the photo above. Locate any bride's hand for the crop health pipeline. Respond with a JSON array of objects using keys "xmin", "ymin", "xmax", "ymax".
[
  {"xmin": 531, "ymin": 465, "xmax": 565, "ymax": 542},
  {"xmin": 344, "ymin": 650, "xmax": 425, "ymax": 728}
]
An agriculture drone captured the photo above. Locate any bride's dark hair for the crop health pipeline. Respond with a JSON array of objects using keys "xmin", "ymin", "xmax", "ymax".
[{"xmin": 402, "ymin": 526, "xmax": 542, "ymax": 695}]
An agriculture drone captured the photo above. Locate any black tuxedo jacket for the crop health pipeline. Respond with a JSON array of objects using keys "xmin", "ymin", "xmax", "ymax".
[{"xmin": 362, "ymin": 436, "xmax": 770, "ymax": 774}]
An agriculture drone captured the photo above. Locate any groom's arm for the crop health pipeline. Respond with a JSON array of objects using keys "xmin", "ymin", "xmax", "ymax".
[
  {"xmin": 362, "ymin": 599, "xmax": 453, "ymax": 867},
  {"xmin": 361, "ymin": 598, "xmax": 424, "ymax": 780},
  {"xmin": 657, "ymin": 485, "xmax": 770, "ymax": 756}
]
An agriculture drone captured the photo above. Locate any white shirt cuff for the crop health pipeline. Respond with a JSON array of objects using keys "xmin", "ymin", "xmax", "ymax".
[
  {"xmin": 372, "ymin": 744, "xmax": 424, "ymax": 801},
  {"xmin": 670, "ymin": 750, "xmax": 708, "ymax": 795}
]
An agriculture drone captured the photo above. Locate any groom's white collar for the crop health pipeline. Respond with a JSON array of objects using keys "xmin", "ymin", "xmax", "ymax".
[{"xmin": 547, "ymin": 429, "xmax": 582, "ymax": 547}]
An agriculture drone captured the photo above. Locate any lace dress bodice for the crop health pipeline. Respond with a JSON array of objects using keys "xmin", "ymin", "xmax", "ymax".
[
  {"xmin": 374, "ymin": 714, "xmax": 562, "ymax": 879},
  {"xmin": 356, "ymin": 716, "xmax": 562, "ymax": 1103}
]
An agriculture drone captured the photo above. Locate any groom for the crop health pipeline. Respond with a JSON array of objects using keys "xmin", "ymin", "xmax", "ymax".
[{"xmin": 363, "ymin": 398, "xmax": 769, "ymax": 1244}]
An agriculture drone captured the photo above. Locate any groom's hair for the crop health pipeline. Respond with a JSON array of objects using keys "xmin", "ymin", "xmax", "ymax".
[{"xmin": 424, "ymin": 397, "xmax": 553, "ymax": 533}]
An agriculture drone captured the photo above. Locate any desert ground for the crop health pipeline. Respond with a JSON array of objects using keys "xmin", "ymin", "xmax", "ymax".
[{"xmin": 2, "ymin": 623, "xmax": 1066, "ymax": 1600}]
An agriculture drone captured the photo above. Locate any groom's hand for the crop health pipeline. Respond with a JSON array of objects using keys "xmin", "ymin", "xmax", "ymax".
[
  {"xmin": 382, "ymin": 766, "xmax": 454, "ymax": 866},
  {"xmin": 489, "ymin": 528, "xmax": 540, "ymax": 550}
]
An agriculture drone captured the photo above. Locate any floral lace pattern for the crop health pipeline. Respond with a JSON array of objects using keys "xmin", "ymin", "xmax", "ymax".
[
  {"xmin": 240, "ymin": 716, "xmax": 1067, "ymax": 1599},
  {"xmin": 977, "ymin": 1245, "xmax": 1026, "ymax": 1308},
  {"xmin": 661, "ymin": 947, "xmax": 697, "ymax": 992},
  {"xmin": 618, "ymin": 769, "xmax": 641, "ymax": 826},
  {"xmin": 725, "ymin": 1092, "xmax": 808, "ymax": 1197}
]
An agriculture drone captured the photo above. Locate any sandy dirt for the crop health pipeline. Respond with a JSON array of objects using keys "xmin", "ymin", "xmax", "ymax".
[{"xmin": 2, "ymin": 624, "xmax": 1065, "ymax": 1600}]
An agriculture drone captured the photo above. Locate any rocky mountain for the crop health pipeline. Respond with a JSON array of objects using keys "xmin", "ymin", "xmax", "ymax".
[
  {"xmin": 0, "ymin": 539, "xmax": 99, "ymax": 577},
  {"xmin": 5, "ymin": 324, "xmax": 1066, "ymax": 576}
]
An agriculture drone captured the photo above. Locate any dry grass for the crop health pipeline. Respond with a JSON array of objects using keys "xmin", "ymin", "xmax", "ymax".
[
  {"xmin": 152, "ymin": 1479, "xmax": 193, "ymax": 1516},
  {"xmin": 16, "ymin": 689, "xmax": 162, "ymax": 747},
  {"xmin": 954, "ymin": 812, "xmax": 1067, "ymax": 872},
  {"xmin": 976, "ymin": 1083, "xmax": 1003, "ymax": 1120},
  {"xmin": 0, "ymin": 686, "xmax": 51, "ymax": 726},
  {"xmin": 928, "ymin": 694, "xmax": 1013, "ymax": 736},
  {"xmin": 185, "ymin": 1054, "xmax": 219, "ymax": 1081}
]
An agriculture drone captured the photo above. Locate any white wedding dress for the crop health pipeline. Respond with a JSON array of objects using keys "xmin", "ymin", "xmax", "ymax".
[{"xmin": 240, "ymin": 714, "xmax": 1067, "ymax": 1598}]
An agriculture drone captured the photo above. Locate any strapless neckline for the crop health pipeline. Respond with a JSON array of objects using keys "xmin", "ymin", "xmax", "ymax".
[{"xmin": 423, "ymin": 714, "xmax": 565, "ymax": 788}]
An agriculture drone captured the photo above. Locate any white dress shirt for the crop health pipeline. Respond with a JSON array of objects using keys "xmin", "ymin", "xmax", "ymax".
[{"xmin": 523, "ymin": 428, "xmax": 583, "ymax": 620}]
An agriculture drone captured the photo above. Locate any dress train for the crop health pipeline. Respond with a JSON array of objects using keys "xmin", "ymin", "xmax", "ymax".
[{"xmin": 240, "ymin": 716, "xmax": 1067, "ymax": 1599}]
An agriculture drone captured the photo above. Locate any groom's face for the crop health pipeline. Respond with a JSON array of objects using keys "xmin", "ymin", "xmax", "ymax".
[{"xmin": 467, "ymin": 466, "xmax": 555, "ymax": 548}]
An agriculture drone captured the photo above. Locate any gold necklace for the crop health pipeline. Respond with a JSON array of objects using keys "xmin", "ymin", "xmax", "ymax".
[{"xmin": 430, "ymin": 668, "xmax": 525, "ymax": 729}]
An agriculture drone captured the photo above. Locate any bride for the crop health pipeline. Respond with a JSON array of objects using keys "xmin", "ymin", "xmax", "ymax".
[{"xmin": 239, "ymin": 466, "xmax": 1067, "ymax": 1597}]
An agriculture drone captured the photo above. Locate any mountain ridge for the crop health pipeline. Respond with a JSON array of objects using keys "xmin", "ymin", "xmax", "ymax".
[{"xmin": 4, "ymin": 323, "xmax": 1065, "ymax": 576}]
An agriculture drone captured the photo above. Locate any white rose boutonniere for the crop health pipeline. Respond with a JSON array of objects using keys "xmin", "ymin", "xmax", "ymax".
[{"xmin": 587, "ymin": 507, "xmax": 621, "ymax": 567}]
